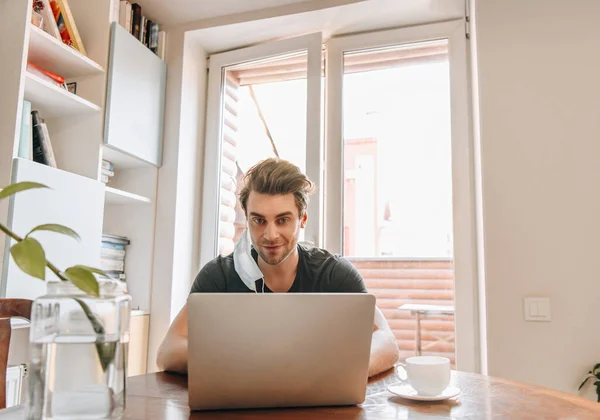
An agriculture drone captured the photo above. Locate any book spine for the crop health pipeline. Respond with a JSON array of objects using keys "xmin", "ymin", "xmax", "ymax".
[
  {"xmin": 18, "ymin": 101, "xmax": 32, "ymax": 159},
  {"xmin": 144, "ymin": 19, "xmax": 152, "ymax": 47},
  {"xmin": 131, "ymin": 3, "xmax": 141, "ymax": 38},
  {"xmin": 55, "ymin": 0, "xmax": 87, "ymax": 56},
  {"xmin": 30, "ymin": 111, "xmax": 48, "ymax": 165},
  {"xmin": 101, "ymin": 248, "xmax": 126, "ymax": 259},
  {"xmin": 101, "ymin": 159, "xmax": 114, "ymax": 171},
  {"xmin": 104, "ymin": 271, "xmax": 126, "ymax": 279},
  {"xmin": 101, "ymin": 242, "xmax": 126, "ymax": 251},
  {"xmin": 27, "ymin": 62, "xmax": 65, "ymax": 85},
  {"xmin": 149, "ymin": 22, "xmax": 159, "ymax": 53},
  {"xmin": 139, "ymin": 15, "xmax": 146, "ymax": 43},
  {"xmin": 100, "ymin": 259, "xmax": 125, "ymax": 272},
  {"xmin": 157, "ymin": 31, "xmax": 166, "ymax": 60},
  {"xmin": 39, "ymin": 122, "xmax": 57, "ymax": 168},
  {"xmin": 126, "ymin": 2, "xmax": 132, "ymax": 32}
]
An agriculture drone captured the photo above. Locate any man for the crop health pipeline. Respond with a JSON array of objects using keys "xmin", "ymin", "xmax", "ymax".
[{"xmin": 157, "ymin": 158, "xmax": 399, "ymax": 377}]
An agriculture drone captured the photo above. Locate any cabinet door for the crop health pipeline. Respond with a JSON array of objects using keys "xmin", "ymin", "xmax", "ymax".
[
  {"xmin": 1, "ymin": 158, "xmax": 104, "ymax": 300},
  {"xmin": 104, "ymin": 22, "xmax": 166, "ymax": 166}
]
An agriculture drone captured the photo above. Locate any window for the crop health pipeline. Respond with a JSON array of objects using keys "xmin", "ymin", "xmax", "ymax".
[
  {"xmin": 200, "ymin": 34, "xmax": 322, "ymax": 265},
  {"xmin": 202, "ymin": 21, "xmax": 478, "ymax": 372}
]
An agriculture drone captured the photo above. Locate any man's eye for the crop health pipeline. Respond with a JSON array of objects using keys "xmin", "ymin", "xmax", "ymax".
[
  {"xmin": 277, "ymin": 218, "xmax": 289, "ymax": 225},
  {"xmin": 253, "ymin": 218, "xmax": 265, "ymax": 225}
]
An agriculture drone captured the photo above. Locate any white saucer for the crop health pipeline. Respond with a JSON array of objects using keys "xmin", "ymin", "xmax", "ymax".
[{"xmin": 387, "ymin": 383, "xmax": 461, "ymax": 401}]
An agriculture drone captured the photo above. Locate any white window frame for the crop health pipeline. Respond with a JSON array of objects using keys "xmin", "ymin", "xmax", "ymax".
[
  {"xmin": 325, "ymin": 20, "xmax": 481, "ymax": 373},
  {"xmin": 200, "ymin": 33, "xmax": 323, "ymax": 268}
]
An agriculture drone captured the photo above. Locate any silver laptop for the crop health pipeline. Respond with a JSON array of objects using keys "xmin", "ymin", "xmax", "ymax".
[{"xmin": 187, "ymin": 293, "xmax": 375, "ymax": 411}]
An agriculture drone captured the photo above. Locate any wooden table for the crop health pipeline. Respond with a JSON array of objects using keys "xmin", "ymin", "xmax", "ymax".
[{"xmin": 2, "ymin": 369, "xmax": 600, "ymax": 419}]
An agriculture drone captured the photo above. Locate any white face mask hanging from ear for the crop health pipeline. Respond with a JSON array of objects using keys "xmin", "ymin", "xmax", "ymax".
[{"xmin": 233, "ymin": 228, "xmax": 263, "ymax": 292}]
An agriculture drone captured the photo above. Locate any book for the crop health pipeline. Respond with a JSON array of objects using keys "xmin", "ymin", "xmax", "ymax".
[
  {"xmin": 101, "ymin": 248, "xmax": 126, "ymax": 259},
  {"xmin": 149, "ymin": 22, "xmax": 159, "ymax": 53},
  {"xmin": 119, "ymin": 1, "xmax": 132, "ymax": 32},
  {"xmin": 144, "ymin": 18, "xmax": 152, "ymax": 47},
  {"xmin": 102, "ymin": 168, "xmax": 115, "ymax": 177},
  {"xmin": 100, "ymin": 258, "xmax": 125, "ymax": 272},
  {"xmin": 104, "ymin": 271, "xmax": 126, "ymax": 280},
  {"xmin": 26, "ymin": 62, "xmax": 65, "ymax": 86},
  {"xmin": 140, "ymin": 15, "xmax": 146, "ymax": 44},
  {"xmin": 102, "ymin": 159, "xmax": 114, "ymax": 172},
  {"xmin": 131, "ymin": 3, "xmax": 141, "ymax": 38},
  {"xmin": 102, "ymin": 233, "xmax": 131, "ymax": 245},
  {"xmin": 18, "ymin": 101, "xmax": 32, "ymax": 159},
  {"xmin": 39, "ymin": 122, "xmax": 57, "ymax": 168},
  {"xmin": 31, "ymin": 111, "xmax": 48, "ymax": 165},
  {"xmin": 54, "ymin": 0, "xmax": 87, "ymax": 55},
  {"xmin": 157, "ymin": 31, "xmax": 166, "ymax": 60},
  {"xmin": 101, "ymin": 242, "xmax": 126, "ymax": 251}
]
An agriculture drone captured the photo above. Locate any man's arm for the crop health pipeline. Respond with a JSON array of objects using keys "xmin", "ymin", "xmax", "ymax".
[
  {"xmin": 368, "ymin": 306, "xmax": 400, "ymax": 377},
  {"xmin": 156, "ymin": 304, "xmax": 189, "ymax": 374}
]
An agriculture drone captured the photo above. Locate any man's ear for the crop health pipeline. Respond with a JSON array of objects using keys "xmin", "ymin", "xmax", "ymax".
[{"xmin": 300, "ymin": 212, "xmax": 308, "ymax": 228}]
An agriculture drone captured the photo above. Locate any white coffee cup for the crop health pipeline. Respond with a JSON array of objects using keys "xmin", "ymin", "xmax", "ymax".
[{"xmin": 395, "ymin": 356, "xmax": 451, "ymax": 396}]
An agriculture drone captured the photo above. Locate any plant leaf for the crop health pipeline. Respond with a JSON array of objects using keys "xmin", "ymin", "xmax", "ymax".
[
  {"xmin": 64, "ymin": 266, "xmax": 99, "ymax": 297},
  {"xmin": 579, "ymin": 375, "xmax": 593, "ymax": 390},
  {"xmin": 593, "ymin": 363, "xmax": 600, "ymax": 376},
  {"xmin": 96, "ymin": 342, "xmax": 117, "ymax": 372},
  {"xmin": 73, "ymin": 265, "xmax": 110, "ymax": 279},
  {"xmin": 27, "ymin": 224, "xmax": 81, "ymax": 241},
  {"xmin": 0, "ymin": 182, "xmax": 48, "ymax": 200},
  {"xmin": 10, "ymin": 238, "xmax": 46, "ymax": 280}
]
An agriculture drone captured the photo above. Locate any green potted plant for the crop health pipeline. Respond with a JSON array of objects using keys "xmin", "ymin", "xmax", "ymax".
[
  {"xmin": 579, "ymin": 364, "xmax": 600, "ymax": 402},
  {"xmin": 0, "ymin": 182, "xmax": 131, "ymax": 419}
]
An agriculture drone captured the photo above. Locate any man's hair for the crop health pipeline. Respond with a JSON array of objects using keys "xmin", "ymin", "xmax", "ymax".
[{"xmin": 239, "ymin": 158, "xmax": 315, "ymax": 216}]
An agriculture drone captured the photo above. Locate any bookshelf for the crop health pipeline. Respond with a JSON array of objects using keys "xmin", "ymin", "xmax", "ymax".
[{"xmin": 0, "ymin": 0, "xmax": 165, "ymax": 375}]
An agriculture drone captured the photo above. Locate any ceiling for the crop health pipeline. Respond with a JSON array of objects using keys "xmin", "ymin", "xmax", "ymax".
[
  {"xmin": 188, "ymin": 0, "xmax": 464, "ymax": 54},
  {"xmin": 140, "ymin": 0, "xmax": 320, "ymax": 27}
]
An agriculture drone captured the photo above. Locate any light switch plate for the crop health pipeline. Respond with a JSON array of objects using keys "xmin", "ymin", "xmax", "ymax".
[{"xmin": 524, "ymin": 297, "xmax": 551, "ymax": 322}]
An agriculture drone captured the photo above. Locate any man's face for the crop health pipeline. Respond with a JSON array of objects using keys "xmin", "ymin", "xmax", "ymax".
[{"xmin": 246, "ymin": 191, "xmax": 307, "ymax": 266}]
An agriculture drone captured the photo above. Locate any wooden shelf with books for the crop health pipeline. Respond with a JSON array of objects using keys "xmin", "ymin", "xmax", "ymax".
[
  {"xmin": 105, "ymin": 186, "xmax": 151, "ymax": 205},
  {"xmin": 23, "ymin": 71, "xmax": 101, "ymax": 118},
  {"xmin": 28, "ymin": 24, "xmax": 104, "ymax": 79}
]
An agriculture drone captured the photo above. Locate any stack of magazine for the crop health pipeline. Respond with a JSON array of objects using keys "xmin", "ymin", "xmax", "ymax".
[{"xmin": 101, "ymin": 233, "xmax": 130, "ymax": 281}]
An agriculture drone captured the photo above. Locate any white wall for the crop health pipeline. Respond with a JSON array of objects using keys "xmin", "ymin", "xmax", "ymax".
[
  {"xmin": 148, "ymin": 28, "xmax": 186, "ymax": 372},
  {"xmin": 474, "ymin": 0, "xmax": 600, "ymax": 395}
]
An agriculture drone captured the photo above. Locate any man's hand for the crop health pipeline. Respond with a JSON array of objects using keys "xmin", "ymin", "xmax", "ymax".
[
  {"xmin": 156, "ymin": 304, "xmax": 189, "ymax": 374},
  {"xmin": 368, "ymin": 307, "xmax": 400, "ymax": 377}
]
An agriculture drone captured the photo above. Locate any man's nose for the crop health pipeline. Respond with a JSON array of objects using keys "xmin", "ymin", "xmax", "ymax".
[{"xmin": 264, "ymin": 222, "xmax": 279, "ymax": 241}]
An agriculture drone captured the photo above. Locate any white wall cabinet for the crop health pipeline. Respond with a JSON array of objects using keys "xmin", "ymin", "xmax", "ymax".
[{"xmin": 104, "ymin": 22, "xmax": 166, "ymax": 167}]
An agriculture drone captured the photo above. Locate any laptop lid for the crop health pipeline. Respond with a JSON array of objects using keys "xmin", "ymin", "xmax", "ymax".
[{"xmin": 188, "ymin": 293, "xmax": 375, "ymax": 410}]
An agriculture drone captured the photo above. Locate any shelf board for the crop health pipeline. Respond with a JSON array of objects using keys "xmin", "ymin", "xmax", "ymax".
[
  {"xmin": 105, "ymin": 186, "xmax": 151, "ymax": 205},
  {"xmin": 23, "ymin": 72, "xmax": 101, "ymax": 118},
  {"xmin": 28, "ymin": 24, "xmax": 104, "ymax": 79},
  {"xmin": 102, "ymin": 145, "xmax": 155, "ymax": 169}
]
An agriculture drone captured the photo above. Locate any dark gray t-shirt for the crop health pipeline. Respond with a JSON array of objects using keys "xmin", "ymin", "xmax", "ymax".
[{"xmin": 190, "ymin": 244, "xmax": 367, "ymax": 294}]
